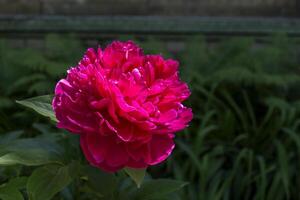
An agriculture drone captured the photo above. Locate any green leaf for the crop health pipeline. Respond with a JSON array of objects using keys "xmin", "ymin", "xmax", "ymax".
[
  {"xmin": 0, "ymin": 186, "xmax": 24, "ymax": 200},
  {"xmin": 124, "ymin": 167, "xmax": 146, "ymax": 188},
  {"xmin": 6, "ymin": 177, "xmax": 28, "ymax": 189},
  {"xmin": 0, "ymin": 177, "xmax": 28, "ymax": 200},
  {"xmin": 16, "ymin": 95, "xmax": 57, "ymax": 122},
  {"xmin": 0, "ymin": 130, "xmax": 24, "ymax": 145},
  {"xmin": 275, "ymin": 140, "xmax": 290, "ymax": 198},
  {"xmin": 0, "ymin": 149, "xmax": 61, "ymax": 166},
  {"xmin": 83, "ymin": 165, "xmax": 117, "ymax": 198},
  {"xmin": 3, "ymin": 137, "xmax": 63, "ymax": 154},
  {"xmin": 27, "ymin": 164, "xmax": 75, "ymax": 200},
  {"xmin": 0, "ymin": 137, "xmax": 64, "ymax": 166},
  {"xmin": 133, "ymin": 179, "xmax": 188, "ymax": 200}
]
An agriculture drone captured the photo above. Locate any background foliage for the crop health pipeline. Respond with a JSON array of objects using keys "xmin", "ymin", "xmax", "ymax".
[{"xmin": 1, "ymin": 34, "xmax": 300, "ymax": 200}]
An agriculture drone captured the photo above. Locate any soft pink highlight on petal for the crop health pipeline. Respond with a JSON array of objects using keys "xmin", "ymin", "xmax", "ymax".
[{"xmin": 53, "ymin": 40, "xmax": 193, "ymax": 172}]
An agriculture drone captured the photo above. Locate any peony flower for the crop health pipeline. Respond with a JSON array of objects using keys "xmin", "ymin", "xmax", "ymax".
[{"xmin": 52, "ymin": 41, "xmax": 193, "ymax": 172}]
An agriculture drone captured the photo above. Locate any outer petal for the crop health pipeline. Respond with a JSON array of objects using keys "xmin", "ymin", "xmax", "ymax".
[
  {"xmin": 148, "ymin": 134, "xmax": 175, "ymax": 165},
  {"xmin": 80, "ymin": 133, "xmax": 128, "ymax": 172},
  {"xmin": 127, "ymin": 134, "xmax": 175, "ymax": 166}
]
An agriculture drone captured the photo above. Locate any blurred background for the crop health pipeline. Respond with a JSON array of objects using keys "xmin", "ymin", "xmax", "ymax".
[{"xmin": 1, "ymin": 0, "xmax": 300, "ymax": 200}]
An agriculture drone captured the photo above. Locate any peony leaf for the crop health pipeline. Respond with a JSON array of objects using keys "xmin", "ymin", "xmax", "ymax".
[
  {"xmin": 0, "ymin": 185, "xmax": 24, "ymax": 200},
  {"xmin": 0, "ymin": 137, "xmax": 64, "ymax": 167},
  {"xmin": 133, "ymin": 179, "xmax": 188, "ymax": 200},
  {"xmin": 124, "ymin": 167, "xmax": 146, "ymax": 188},
  {"xmin": 0, "ymin": 150, "xmax": 61, "ymax": 166},
  {"xmin": 0, "ymin": 177, "xmax": 28, "ymax": 200},
  {"xmin": 16, "ymin": 95, "xmax": 57, "ymax": 122},
  {"xmin": 0, "ymin": 130, "xmax": 24, "ymax": 145},
  {"xmin": 83, "ymin": 165, "xmax": 117, "ymax": 198},
  {"xmin": 27, "ymin": 164, "xmax": 75, "ymax": 200}
]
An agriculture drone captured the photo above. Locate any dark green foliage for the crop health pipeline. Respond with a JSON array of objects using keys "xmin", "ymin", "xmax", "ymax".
[
  {"xmin": 0, "ymin": 34, "xmax": 84, "ymax": 133},
  {"xmin": 169, "ymin": 34, "xmax": 300, "ymax": 200},
  {"xmin": 1, "ymin": 33, "xmax": 300, "ymax": 199}
]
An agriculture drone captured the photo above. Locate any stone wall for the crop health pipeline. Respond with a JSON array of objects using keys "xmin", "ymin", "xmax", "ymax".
[{"xmin": 0, "ymin": 0, "xmax": 299, "ymax": 16}]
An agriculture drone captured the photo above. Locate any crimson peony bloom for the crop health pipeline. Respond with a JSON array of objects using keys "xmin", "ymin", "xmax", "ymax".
[{"xmin": 53, "ymin": 41, "xmax": 193, "ymax": 172}]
